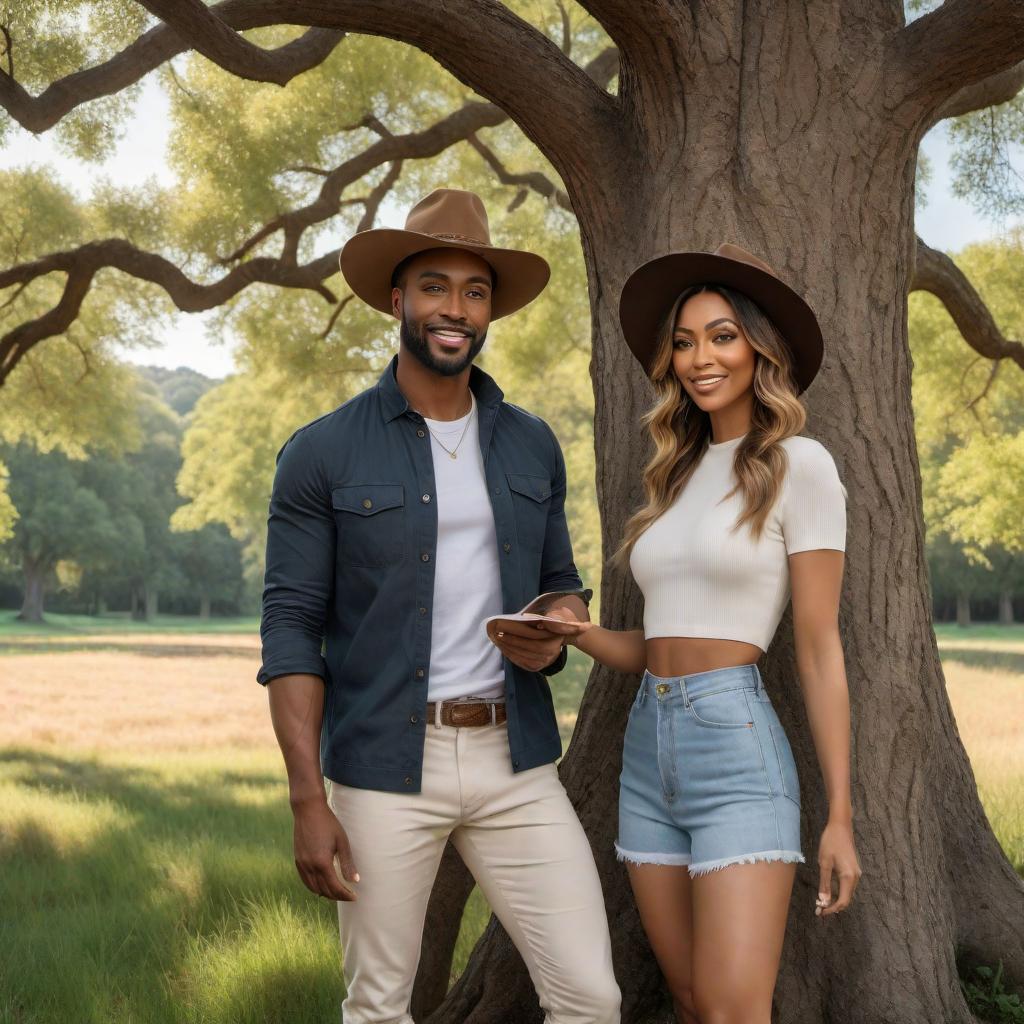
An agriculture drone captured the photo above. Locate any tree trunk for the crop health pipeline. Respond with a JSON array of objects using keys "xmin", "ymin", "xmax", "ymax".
[
  {"xmin": 999, "ymin": 589, "xmax": 1015, "ymax": 625},
  {"xmin": 17, "ymin": 556, "xmax": 47, "ymax": 623},
  {"xmin": 130, "ymin": 587, "xmax": 144, "ymax": 621},
  {"xmin": 957, "ymin": 592, "xmax": 972, "ymax": 628},
  {"xmin": 199, "ymin": 592, "xmax": 211, "ymax": 620},
  {"xmin": 144, "ymin": 586, "xmax": 158, "ymax": 622},
  {"xmin": 431, "ymin": 7, "xmax": 1024, "ymax": 1024}
]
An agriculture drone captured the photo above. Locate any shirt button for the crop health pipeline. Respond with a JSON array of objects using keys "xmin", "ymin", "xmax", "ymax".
[
  {"xmin": 410, "ymin": 714, "xmax": 418, "ymax": 724},
  {"xmin": 421, "ymin": 494, "xmax": 431, "ymax": 503},
  {"xmin": 416, "ymin": 429, "xmax": 426, "ymax": 438},
  {"xmin": 404, "ymin": 777, "xmax": 413, "ymax": 786},
  {"xmin": 362, "ymin": 498, "xmax": 372, "ymax": 510},
  {"xmin": 416, "ymin": 668, "xmax": 425, "ymax": 679},
  {"xmin": 419, "ymin": 606, "xmax": 427, "ymax": 616},
  {"xmin": 421, "ymin": 552, "xmax": 430, "ymax": 562},
  {"xmin": 493, "ymin": 487, "xmax": 501, "ymax": 495},
  {"xmin": 512, "ymin": 760, "xmax": 520, "ymax": 769},
  {"xmin": 503, "ymin": 542, "xmax": 511, "ymax": 553}
]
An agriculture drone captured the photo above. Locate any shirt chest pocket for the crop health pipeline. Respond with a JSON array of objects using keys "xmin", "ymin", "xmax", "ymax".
[
  {"xmin": 506, "ymin": 473, "xmax": 551, "ymax": 553},
  {"xmin": 331, "ymin": 484, "xmax": 405, "ymax": 567}
]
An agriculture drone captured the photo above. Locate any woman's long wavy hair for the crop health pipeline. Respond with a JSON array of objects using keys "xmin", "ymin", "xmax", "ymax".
[{"xmin": 613, "ymin": 283, "xmax": 807, "ymax": 568}]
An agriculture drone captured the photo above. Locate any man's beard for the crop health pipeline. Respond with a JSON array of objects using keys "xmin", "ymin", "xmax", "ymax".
[{"xmin": 401, "ymin": 313, "xmax": 487, "ymax": 377}]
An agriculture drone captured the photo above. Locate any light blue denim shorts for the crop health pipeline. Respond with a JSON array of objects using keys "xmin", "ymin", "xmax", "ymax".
[{"xmin": 616, "ymin": 664, "xmax": 805, "ymax": 876}]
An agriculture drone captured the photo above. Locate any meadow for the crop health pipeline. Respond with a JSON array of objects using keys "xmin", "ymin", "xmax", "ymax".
[{"xmin": 1, "ymin": 619, "xmax": 1022, "ymax": 1023}]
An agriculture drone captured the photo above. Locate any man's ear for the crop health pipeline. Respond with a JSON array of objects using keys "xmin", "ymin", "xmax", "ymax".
[{"xmin": 391, "ymin": 286, "xmax": 403, "ymax": 319}]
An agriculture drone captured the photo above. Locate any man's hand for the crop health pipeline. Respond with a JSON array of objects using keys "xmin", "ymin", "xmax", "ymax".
[
  {"xmin": 292, "ymin": 798, "xmax": 360, "ymax": 901},
  {"xmin": 487, "ymin": 605, "xmax": 587, "ymax": 671}
]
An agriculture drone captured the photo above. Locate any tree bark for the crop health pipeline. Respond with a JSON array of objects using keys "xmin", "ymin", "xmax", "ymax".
[
  {"xmin": 957, "ymin": 592, "xmax": 972, "ymax": 628},
  {"xmin": 131, "ymin": 587, "xmax": 144, "ymax": 621},
  {"xmin": 431, "ymin": 4, "xmax": 1024, "ymax": 1022},
  {"xmin": 999, "ymin": 589, "xmax": 1016, "ymax": 625},
  {"xmin": 17, "ymin": 556, "xmax": 47, "ymax": 623}
]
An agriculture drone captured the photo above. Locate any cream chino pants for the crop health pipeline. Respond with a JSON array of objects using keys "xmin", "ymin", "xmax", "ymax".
[{"xmin": 328, "ymin": 720, "xmax": 620, "ymax": 1024}]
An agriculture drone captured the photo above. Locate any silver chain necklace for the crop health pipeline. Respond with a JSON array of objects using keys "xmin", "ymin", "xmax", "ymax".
[{"xmin": 426, "ymin": 396, "xmax": 475, "ymax": 460}]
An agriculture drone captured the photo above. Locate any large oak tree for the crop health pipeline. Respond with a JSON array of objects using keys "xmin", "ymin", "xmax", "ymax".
[{"xmin": 2, "ymin": 2, "xmax": 1024, "ymax": 1021}]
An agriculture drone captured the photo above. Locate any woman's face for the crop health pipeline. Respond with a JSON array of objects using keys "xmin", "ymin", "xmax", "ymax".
[{"xmin": 671, "ymin": 290, "xmax": 757, "ymax": 413}]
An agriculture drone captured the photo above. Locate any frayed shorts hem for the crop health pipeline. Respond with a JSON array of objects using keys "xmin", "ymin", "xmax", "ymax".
[
  {"xmin": 688, "ymin": 849, "xmax": 805, "ymax": 877},
  {"xmin": 614, "ymin": 843, "xmax": 691, "ymax": 867}
]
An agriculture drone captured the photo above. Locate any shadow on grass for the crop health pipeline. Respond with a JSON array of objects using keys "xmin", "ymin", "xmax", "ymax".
[
  {"xmin": 0, "ymin": 747, "xmax": 341, "ymax": 1024},
  {"xmin": 940, "ymin": 648, "xmax": 1024, "ymax": 676}
]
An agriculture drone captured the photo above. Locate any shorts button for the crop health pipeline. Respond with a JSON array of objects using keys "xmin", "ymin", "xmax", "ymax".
[
  {"xmin": 416, "ymin": 668, "xmax": 425, "ymax": 679},
  {"xmin": 503, "ymin": 542, "xmax": 511, "ymax": 553},
  {"xmin": 362, "ymin": 498, "xmax": 372, "ymax": 509},
  {"xmin": 410, "ymin": 714, "xmax": 418, "ymax": 724},
  {"xmin": 656, "ymin": 683, "xmax": 670, "ymax": 695},
  {"xmin": 419, "ymin": 606, "xmax": 427, "ymax": 616},
  {"xmin": 416, "ymin": 429, "xmax": 426, "ymax": 438},
  {"xmin": 421, "ymin": 552, "xmax": 430, "ymax": 562},
  {"xmin": 421, "ymin": 493, "xmax": 431, "ymax": 503}
]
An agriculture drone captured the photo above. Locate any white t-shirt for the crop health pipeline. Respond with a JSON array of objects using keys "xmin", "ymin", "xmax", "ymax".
[
  {"xmin": 629, "ymin": 434, "xmax": 847, "ymax": 651},
  {"xmin": 423, "ymin": 396, "xmax": 505, "ymax": 701}
]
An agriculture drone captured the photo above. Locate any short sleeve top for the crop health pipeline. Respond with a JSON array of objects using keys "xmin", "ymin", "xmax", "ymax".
[{"xmin": 629, "ymin": 434, "xmax": 846, "ymax": 651}]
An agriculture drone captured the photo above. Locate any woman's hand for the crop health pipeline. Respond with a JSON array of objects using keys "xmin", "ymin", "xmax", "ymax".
[
  {"xmin": 538, "ymin": 605, "xmax": 595, "ymax": 645},
  {"xmin": 815, "ymin": 818, "xmax": 861, "ymax": 917}
]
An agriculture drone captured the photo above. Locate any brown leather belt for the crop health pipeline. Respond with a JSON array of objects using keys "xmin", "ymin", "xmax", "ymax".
[{"xmin": 425, "ymin": 700, "xmax": 507, "ymax": 728}]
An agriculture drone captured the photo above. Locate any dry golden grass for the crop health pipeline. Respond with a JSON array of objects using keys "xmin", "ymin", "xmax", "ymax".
[
  {"xmin": 0, "ymin": 641, "xmax": 274, "ymax": 752},
  {"xmin": 944, "ymin": 660, "xmax": 1024, "ymax": 778},
  {"xmin": 0, "ymin": 633, "xmax": 1020, "ymax": 775}
]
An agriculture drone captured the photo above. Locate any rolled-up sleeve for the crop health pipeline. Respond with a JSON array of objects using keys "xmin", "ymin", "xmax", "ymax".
[
  {"xmin": 537, "ymin": 423, "xmax": 584, "ymax": 678},
  {"xmin": 257, "ymin": 429, "xmax": 334, "ymax": 685}
]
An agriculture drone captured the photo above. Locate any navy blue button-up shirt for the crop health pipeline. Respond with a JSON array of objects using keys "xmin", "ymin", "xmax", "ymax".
[{"xmin": 258, "ymin": 356, "xmax": 585, "ymax": 793}]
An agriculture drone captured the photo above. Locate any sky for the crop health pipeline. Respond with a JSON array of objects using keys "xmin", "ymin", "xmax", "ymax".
[{"xmin": 0, "ymin": 74, "xmax": 1020, "ymax": 381}]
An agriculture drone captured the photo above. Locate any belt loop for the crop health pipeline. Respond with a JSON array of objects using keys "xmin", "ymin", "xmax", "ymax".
[
  {"xmin": 490, "ymin": 702, "xmax": 496, "ymax": 726},
  {"xmin": 637, "ymin": 680, "xmax": 647, "ymax": 707},
  {"xmin": 434, "ymin": 701, "xmax": 443, "ymax": 730},
  {"xmin": 752, "ymin": 664, "xmax": 761, "ymax": 695}
]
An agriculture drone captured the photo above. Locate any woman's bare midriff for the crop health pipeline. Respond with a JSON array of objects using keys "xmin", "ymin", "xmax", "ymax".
[{"xmin": 645, "ymin": 636, "xmax": 762, "ymax": 678}]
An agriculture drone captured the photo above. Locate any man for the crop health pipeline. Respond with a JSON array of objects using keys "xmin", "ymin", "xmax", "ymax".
[{"xmin": 258, "ymin": 188, "xmax": 620, "ymax": 1024}]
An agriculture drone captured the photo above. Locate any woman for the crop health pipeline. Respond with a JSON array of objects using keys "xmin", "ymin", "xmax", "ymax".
[{"xmin": 548, "ymin": 245, "xmax": 861, "ymax": 1022}]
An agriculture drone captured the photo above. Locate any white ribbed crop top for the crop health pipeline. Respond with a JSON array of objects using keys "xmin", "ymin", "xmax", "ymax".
[{"xmin": 629, "ymin": 434, "xmax": 847, "ymax": 651}]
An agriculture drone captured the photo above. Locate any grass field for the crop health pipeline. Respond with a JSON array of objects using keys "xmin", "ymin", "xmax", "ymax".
[{"xmin": 1, "ymin": 622, "xmax": 1021, "ymax": 1023}]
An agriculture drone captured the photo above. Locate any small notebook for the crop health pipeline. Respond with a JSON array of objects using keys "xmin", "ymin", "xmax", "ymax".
[{"xmin": 483, "ymin": 591, "xmax": 586, "ymax": 630}]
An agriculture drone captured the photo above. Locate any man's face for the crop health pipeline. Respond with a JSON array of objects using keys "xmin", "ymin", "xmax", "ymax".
[{"xmin": 392, "ymin": 248, "xmax": 493, "ymax": 377}]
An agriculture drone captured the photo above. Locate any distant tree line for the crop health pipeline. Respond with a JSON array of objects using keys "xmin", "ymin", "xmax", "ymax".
[{"xmin": 0, "ymin": 366, "xmax": 254, "ymax": 622}]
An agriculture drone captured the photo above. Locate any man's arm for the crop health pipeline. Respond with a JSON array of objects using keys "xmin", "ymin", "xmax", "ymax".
[
  {"xmin": 259, "ymin": 430, "xmax": 356, "ymax": 901},
  {"xmin": 267, "ymin": 674, "xmax": 358, "ymax": 901}
]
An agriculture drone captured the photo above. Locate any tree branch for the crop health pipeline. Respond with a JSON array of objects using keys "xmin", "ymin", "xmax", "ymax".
[
  {"xmin": 134, "ymin": 0, "xmax": 343, "ymax": 87},
  {"xmin": 0, "ymin": 240, "xmax": 339, "ymax": 385},
  {"xmin": 1, "ymin": 1, "xmax": 618, "ymax": 184},
  {"xmin": 467, "ymin": 134, "xmax": 572, "ymax": 212},
  {"xmin": 219, "ymin": 100, "xmax": 508, "ymax": 266},
  {"xmin": 888, "ymin": 0, "xmax": 1024, "ymax": 129},
  {"xmin": 0, "ymin": 0, "xmax": 346, "ymax": 133},
  {"xmin": 913, "ymin": 237, "xmax": 1024, "ymax": 371},
  {"xmin": 929, "ymin": 60, "xmax": 1024, "ymax": 125}
]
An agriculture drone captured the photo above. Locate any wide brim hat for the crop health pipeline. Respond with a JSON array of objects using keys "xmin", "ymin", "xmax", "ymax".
[
  {"xmin": 618, "ymin": 243, "xmax": 824, "ymax": 393},
  {"xmin": 339, "ymin": 188, "xmax": 550, "ymax": 320}
]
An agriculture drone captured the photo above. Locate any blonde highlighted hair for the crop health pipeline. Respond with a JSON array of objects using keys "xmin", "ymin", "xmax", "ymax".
[{"xmin": 614, "ymin": 284, "xmax": 807, "ymax": 567}]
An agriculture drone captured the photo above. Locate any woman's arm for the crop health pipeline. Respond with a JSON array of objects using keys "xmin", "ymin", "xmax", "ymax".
[
  {"xmin": 563, "ymin": 621, "xmax": 647, "ymax": 675},
  {"xmin": 789, "ymin": 548, "xmax": 862, "ymax": 916}
]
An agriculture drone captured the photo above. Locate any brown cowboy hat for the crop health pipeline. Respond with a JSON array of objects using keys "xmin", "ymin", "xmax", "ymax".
[
  {"xmin": 339, "ymin": 188, "xmax": 550, "ymax": 320},
  {"xmin": 618, "ymin": 243, "xmax": 824, "ymax": 393}
]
